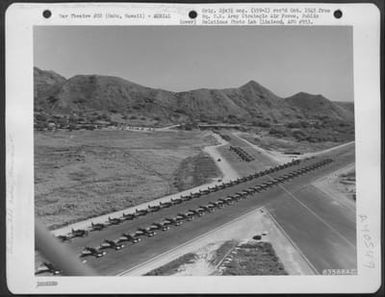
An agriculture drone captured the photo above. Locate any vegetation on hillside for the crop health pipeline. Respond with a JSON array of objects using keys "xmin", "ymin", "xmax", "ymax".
[
  {"xmin": 268, "ymin": 118, "xmax": 354, "ymax": 143},
  {"xmin": 34, "ymin": 67, "xmax": 355, "ymax": 134}
]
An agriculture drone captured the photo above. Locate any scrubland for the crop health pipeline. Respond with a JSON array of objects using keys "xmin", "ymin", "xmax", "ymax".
[{"xmin": 35, "ymin": 130, "xmax": 219, "ymax": 229}]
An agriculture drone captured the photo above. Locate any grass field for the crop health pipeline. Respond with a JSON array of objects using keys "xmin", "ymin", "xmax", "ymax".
[
  {"xmin": 221, "ymin": 241, "xmax": 287, "ymax": 275},
  {"xmin": 35, "ymin": 130, "xmax": 219, "ymax": 229},
  {"xmin": 143, "ymin": 240, "xmax": 287, "ymax": 276},
  {"xmin": 210, "ymin": 240, "xmax": 238, "ymax": 266}
]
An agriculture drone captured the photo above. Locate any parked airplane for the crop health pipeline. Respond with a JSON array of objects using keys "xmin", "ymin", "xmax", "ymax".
[
  {"xmin": 108, "ymin": 217, "xmax": 122, "ymax": 225},
  {"xmin": 90, "ymin": 222, "xmax": 106, "ymax": 231},
  {"xmin": 118, "ymin": 233, "xmax": 141, "ymax": 244},
  {"xmin": 99, "ymin": 239, "xmax": 125, "ymax": 250}
]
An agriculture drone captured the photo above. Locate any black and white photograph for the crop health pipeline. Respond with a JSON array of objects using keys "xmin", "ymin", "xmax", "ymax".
[
  {"xmin": 33, "ymin": 25, "xmax": 357, "ymax": 277},
  {"xmin": 4, "ymin": 2, "xmax": 381, "ymax": 294}
]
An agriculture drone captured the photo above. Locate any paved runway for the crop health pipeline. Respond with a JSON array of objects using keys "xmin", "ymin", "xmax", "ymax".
[
  {"xmin": 266, "ymin": 185, "xmax": 356, "ymax": 273},
  {"xmin": 266, "ymin": 143, "xmax": 356, "ymax": 273},
  {"xmin": 55, "ymin": 142, "xmax": 355, "ymax": 275}
]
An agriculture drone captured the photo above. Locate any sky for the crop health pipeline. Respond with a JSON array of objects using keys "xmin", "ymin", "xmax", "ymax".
[{"xmin": 34, "ymin": 26, "xmax": 354, "ymax": 102}]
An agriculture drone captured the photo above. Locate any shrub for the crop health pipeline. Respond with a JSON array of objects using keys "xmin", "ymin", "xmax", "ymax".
[
  {"xmin": 269, "ymin": 127, "xmax": 288, "ymax": 137},
  {"xmin": 73, "ymin": 98, "xmax": 85, "ymax": 104},
  {"xmin": 292, "ymin": 130, "xmax": 308, "ymax": 141},
  {"xmin": 35, "ymin": 113, "xmax": 48, "ymax": 121},
  {"xmin": 259, "ymin": 121, "xmax": 271, "ymax": 128},
  {"xmin": 287, "ymin": 122, "xmax": 301, "ymax": 129},
  {"xmin": 47, "ymin": 96, "xmax": 58, "ymax": 104}
]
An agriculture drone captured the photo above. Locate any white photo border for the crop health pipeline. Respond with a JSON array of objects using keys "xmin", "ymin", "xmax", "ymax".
[{"xmin": 5, "ymin": 2, "xmax": 382, "ymax": 294}]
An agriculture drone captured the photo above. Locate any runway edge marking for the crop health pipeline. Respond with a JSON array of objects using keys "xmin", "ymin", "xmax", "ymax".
[
  {"xmin": 267, "ymin": 174, "xmax": 356, "ymax": 249},
  {"xmin": 264, "ymin": 209, "xmax": 319, "ymax": 275}
]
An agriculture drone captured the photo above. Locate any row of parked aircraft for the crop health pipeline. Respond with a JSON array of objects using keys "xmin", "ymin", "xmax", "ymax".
[
  {"xmin": 72, "ymin": 158, "xmax": 334, "ymax": 262},
  {"xmin": 55, "ymin": 158, "xmax": 305, "ymax": 243},
  {"xmin": 37, "ymin": 158, "xmax": 333, "ymax": 275},
  {"xmin": 229, "ymin": 145, "xmax": 255, "ymax": 162}
]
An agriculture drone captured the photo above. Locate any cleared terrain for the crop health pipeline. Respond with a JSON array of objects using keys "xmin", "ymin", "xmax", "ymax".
[
  {"xmin": 42, "ymin": 144, "xmax": 354, "ymax": 276},
  {"xmin": 35, "ymin": 130, "xmax": 219, "ymax": 229}
]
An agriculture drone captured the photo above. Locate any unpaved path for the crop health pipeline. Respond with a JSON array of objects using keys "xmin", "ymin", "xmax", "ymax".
[
  {"xmin": 155, "ymin": 124, "xmax": 181, "ymax": 131},
  {"xmin": 234, "ymin": 134, "xmax": 355, "ymax": 163},
  {"xmin": 232, "ymin": 133, "xmax": 292, "ymax": 164},
  {"xmin": 203, "ymin": 132, "xmax": 239, "ymax": 182},
  {"xmin": 303, "ymin": 141, "xmax": 355, "ymax": 158}
]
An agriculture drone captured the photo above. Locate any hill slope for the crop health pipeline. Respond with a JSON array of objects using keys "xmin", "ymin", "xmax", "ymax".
[
  {"xmin": 286, "ymin": 92, "xmax": 354, "ymax": 122},
  {"xmin": 34, "ymin": 67, "xmax": 67, "ymax": 109},
  {"xmin": 34, "ymin": 67, "xmax": 354, "ymax": 125}
]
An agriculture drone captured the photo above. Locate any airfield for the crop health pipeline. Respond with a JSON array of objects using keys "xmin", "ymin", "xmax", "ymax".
[{"xmin": 36, "ymin": 129, "xmax": 356, "ymax": 276}]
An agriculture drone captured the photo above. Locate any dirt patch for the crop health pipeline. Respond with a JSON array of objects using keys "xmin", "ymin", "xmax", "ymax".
[
  {"xmin": 35, "ymin": 130, "xmax": 218, "ymax": 229},
  {"xmin": 337, "ymin": 169, "xmax": 356, "ymax": 201},
  {"xmin": 220, "ymin": 241, "xmax": 287, "ymax": 275},
  {"xmin": 210, "ymin": 240, "xmax": 238, "ymax": 266},
  {"xmin": 149, "ymin": 238, "xmax": 288, "ymax": 276},
  {"xmin": 313, "ymin": 163, "xmax": 356, "ymax": 210},
  {"xmin": 172, "ymin": 152, "xmax": 221, "ymax": 192},
  {"xmin": 144, "ymin": 253, "xmax": 198, "ymax": 276},
  {"xmin": 217, "ymin": 145, "xmax": 265, "ymax": 176},
  {"xmin": 232, "ymin": 133, "xmax": 291, "ymax": 164},
  {"xmin": 202, "ymin": 143, "xmax": 239, "ymax": 182},
  {"xmin": 175, "ymin": 243, "xmax": 221, "ymax": 276}
]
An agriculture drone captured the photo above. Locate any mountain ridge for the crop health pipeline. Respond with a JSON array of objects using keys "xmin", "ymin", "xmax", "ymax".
[{"xmin": 34, "ymin": 67, "xmax": 354, "ymax": 125}]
